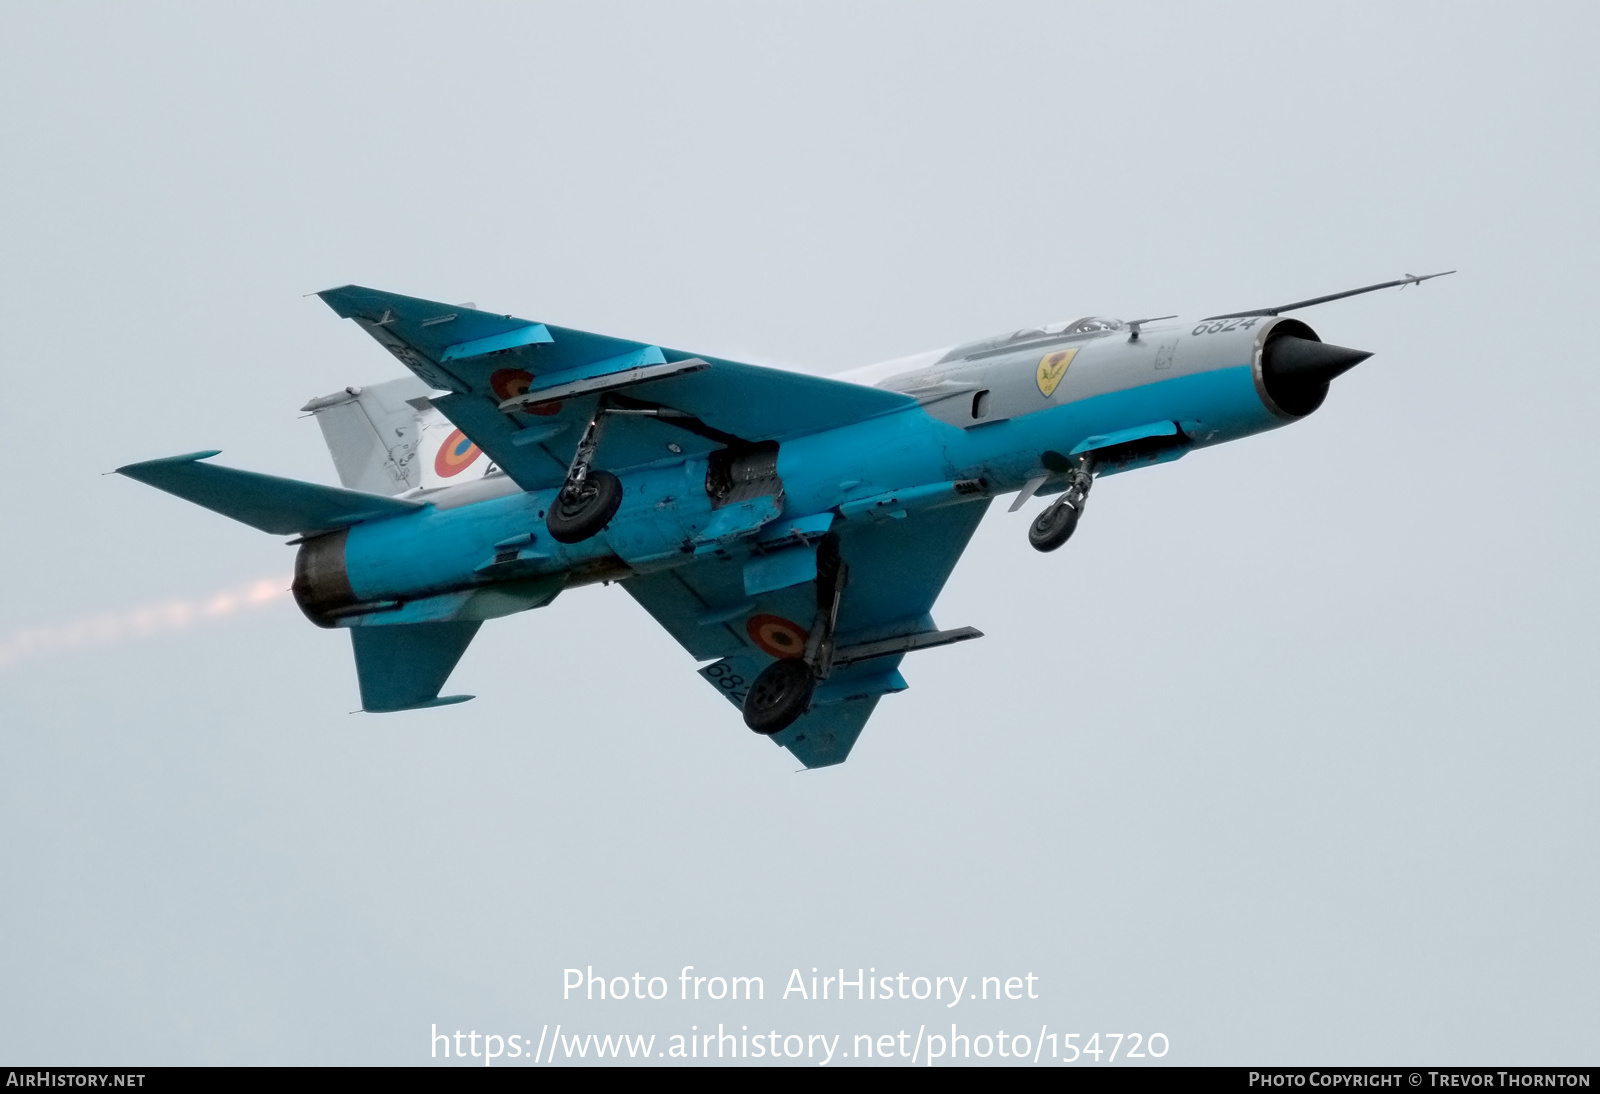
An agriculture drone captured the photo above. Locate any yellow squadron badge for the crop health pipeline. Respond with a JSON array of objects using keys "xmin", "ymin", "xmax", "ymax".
[{"xmin": 1036, "ymin": 348, "xmax": 1078, "ymax": 397}]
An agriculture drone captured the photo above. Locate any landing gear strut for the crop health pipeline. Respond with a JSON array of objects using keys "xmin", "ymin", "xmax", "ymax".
[
  {"xmin": 1028, "ymin": 454, "xmax": 1095, "ymax": 553},
  {"xmin": 744, "ymin": 536, "xmax": 847, "ymax": 735},
  {"xmin": 545, "ymin": 404, "xmax": 623, "ymax": 544}
]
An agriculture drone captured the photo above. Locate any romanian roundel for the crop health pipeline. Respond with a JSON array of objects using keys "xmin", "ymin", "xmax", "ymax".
[
  {"xmin": 746, "ymin": 614, "xmax": 809, "ymax": 660},
  {"xmin": 489, "ymin": 368, "xmax": 534, "ymax": 402},
  {"xmin": 489, "ymin": 368, "xmax": 562, "ymax": 416},
  {"xmin": 433, "ymin": 428, "xmax": 482, "ymax": 478}
]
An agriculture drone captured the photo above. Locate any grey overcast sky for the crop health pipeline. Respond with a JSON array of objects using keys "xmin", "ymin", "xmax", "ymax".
[{"xmin": 1, "ymin": 0, "xmax": 1595, "ymax": 1067}]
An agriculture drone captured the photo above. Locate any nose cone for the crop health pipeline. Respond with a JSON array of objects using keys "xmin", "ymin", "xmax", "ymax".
[
  {"xmin": 1266, "ymin": 335, "xmax": 1373, "ymax": 385},
  {"xmin": 1260, "ymin": 335, "xmax": 1373, "ymax": 416}
]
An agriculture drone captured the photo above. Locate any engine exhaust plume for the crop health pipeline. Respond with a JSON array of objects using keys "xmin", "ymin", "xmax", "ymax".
[{"xmin": 0, "ymin": 577, "xmax": 291, "ymax": 671}]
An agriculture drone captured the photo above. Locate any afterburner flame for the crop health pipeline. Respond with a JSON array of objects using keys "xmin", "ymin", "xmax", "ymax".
[{"xmin": 0, "ymin": 577, "xmax": 291, "ymax": 670}]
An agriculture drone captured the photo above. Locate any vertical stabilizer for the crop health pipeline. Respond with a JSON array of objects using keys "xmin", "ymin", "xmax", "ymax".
[
  {"xmin": 301, "ymin": 376, "xmax": 432, "ymax": 495},
  {"xmin": 350, "ymin": 622, "xmax": 480, "ymax": 712}
]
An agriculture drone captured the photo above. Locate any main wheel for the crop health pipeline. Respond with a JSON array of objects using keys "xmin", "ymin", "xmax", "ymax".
[
  {"xmin": 1028, "ymin": 500, "xmax": 1080, "ymax": 553},
  {"xmin": 743, "ymin": 658, "xmax": 815, "ymax": 735},
  {"xmin": 545, "ymin": 470, "xmax": 623, "ymax": 543}
]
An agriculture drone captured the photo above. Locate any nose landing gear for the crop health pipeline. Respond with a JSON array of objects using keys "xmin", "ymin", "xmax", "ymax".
[{"xmin": 1027, "ymin": 455, "xmax": 1095, "ymax": 553}]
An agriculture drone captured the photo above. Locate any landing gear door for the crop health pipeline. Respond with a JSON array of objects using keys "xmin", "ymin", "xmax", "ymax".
[{"xmin": 1069, "ymin": 420, "xmax": 1192, "ymax": 477}]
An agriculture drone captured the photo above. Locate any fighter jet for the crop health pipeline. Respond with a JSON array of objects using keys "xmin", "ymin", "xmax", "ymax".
[{"xmin": 118, "ymin": 273, "xmax": 1451, "ymax": 767}]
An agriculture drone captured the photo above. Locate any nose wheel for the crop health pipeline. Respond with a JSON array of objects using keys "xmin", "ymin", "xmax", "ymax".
[{"xmin": 1028, "ymin": 456, "xmax": 1094, "ymax": 553}]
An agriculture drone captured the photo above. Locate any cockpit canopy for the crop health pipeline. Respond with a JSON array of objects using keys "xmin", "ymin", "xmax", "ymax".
[{"xmin": 937, "ymin": 316, "xmax": 1126, "ymax": 364}]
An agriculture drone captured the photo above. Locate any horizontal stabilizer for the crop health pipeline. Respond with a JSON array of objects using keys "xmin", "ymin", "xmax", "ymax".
[
  {"xmin": 116, "ymin": 451, "xmax": 423, "ymax": 535},
  {"xmin": 351, "ymin": 621, "xmax": 480, "ymax": 713}
]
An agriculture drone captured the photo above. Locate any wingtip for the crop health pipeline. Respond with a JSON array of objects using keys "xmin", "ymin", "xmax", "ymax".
[
  {"xmin": 114, "ymin": 450, "xmax": 222, "ymax": 476},
  {"xmin": 311, "ymin": 285, "xmax": 371, "ymax": 318}
]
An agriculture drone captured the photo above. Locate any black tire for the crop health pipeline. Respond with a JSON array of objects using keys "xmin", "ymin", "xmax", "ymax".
[
  {"xmin": 743, "ymin": 658, "xmax": 815, "ymax": 735},
  {"xmin": 545, "ymin": 470, "xmax": 623, "ymax": 543},
  {"xmin": 1028, "ymin": 500, "xmax": 1080, "ymax": 553}
]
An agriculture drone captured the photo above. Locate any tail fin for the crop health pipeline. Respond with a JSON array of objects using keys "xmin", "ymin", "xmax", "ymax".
[
  {"xmin": 350, "ymin": 622, "xmax": 479, "ymax": 712},
  {"xmin": 302, "ymin": 376, "xmax": 494, "ymax": 494},
  {"xmin": 301, "ymin": 376, "xmax": 430, "ymax": 495}
]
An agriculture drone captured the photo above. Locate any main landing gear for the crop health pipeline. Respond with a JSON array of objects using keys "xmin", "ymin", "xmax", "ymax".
[
  {"xmin": 545, "ymin": 404, "xmax": 623, "ymax": 544},
  {"xmin": 743, "ymin": 659, "xmax": 814, "ymax": 735},
  {"xmin": 1028, "ymin": 454, "xmax": 1095, "ymax": 553},
  {"xmin": 743, "ymin": 536, "xmax": 847, "ymax": 736}
]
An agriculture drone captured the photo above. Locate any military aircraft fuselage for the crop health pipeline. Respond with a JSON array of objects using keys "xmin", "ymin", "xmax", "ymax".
[
  {"xmin": 292, "ymin": 313, "xmax": 1328, "ymax": 626},
  {"xmin": 121, "ymin": 276, "xmax": 1433, "ymax": 764}
]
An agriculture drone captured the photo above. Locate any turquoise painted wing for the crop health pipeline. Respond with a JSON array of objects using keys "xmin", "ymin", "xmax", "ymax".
[
  {"xmin": 316, "ymin": 286, "xmax": 916, "ymax": 492},
  {"xmin": 623, "ymin": 498, "xmax": 991, "ymax": 768}
]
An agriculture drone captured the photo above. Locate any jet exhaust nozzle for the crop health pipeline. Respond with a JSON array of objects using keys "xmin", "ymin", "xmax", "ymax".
[{"xmin": 1259, "ymin": 331, "xmax": 1373, "ymax": 417}]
